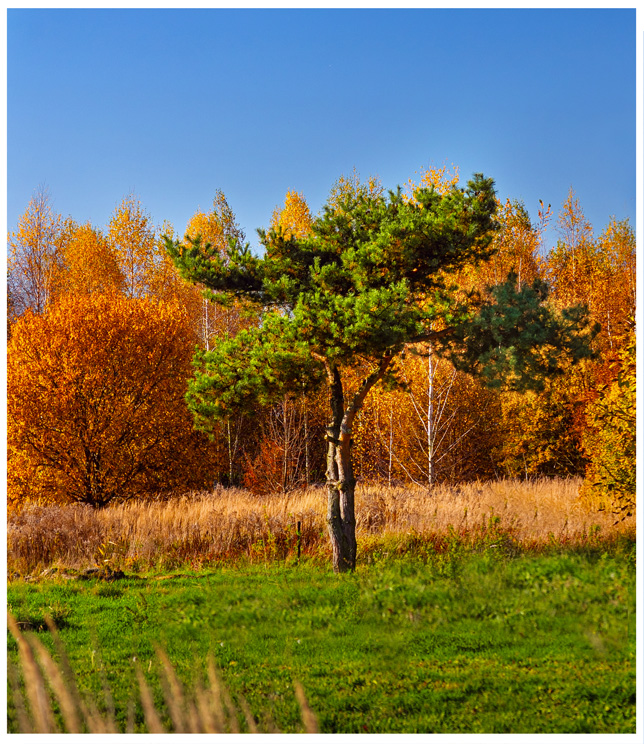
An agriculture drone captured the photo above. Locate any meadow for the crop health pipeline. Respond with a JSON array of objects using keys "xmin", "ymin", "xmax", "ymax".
[
  {"xmin": 7, "ymin": 478, "xmax": 637, "ymax": 733},
  {"xmin": 7, "ymin": 477, "xmax": 632, "ymax": 575}
]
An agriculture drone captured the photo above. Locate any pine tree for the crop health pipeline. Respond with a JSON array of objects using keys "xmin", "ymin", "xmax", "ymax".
[{"xmin": 166, "ymin": 173, "xmax": 595, "ymax": 572}]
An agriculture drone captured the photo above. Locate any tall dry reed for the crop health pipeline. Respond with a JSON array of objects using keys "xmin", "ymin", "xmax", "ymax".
[
  {"xmin": 7, "ymin": 478, "xmax": 634, "ymax": 576},
  {"xmin": 7, "ymin": 612, "xmax": 318, "ymax": 734}
]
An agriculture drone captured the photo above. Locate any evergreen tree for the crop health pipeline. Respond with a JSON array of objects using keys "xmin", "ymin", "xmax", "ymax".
[{"xmin": 166, "ymin": 174, "xmax": 595, "ymax": 572}]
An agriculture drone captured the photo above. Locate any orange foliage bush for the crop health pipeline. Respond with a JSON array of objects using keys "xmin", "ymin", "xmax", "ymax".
[{"xmin": 7, "ymin": 293, "xmax": 216, "ymax": 509}]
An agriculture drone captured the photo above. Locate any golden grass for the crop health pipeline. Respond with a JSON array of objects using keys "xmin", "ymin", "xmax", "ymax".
[
  {"xmin": 7, "ymin": 612, "xmax": 318, "ymax": 733},
  {"xmin": 357, "ymin": 477, "xmax": 624, "ymax": 538},
  {"xmin": 7, "ymin": 478, "xmax": 634, "ymax": 576}
]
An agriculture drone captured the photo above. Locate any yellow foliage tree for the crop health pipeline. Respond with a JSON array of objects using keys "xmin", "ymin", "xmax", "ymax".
[
  {"xmin": 270, "ymin": 190, "xmax": 313, "ymax": 239},
  {"xmin": 107, "ymin": 194, "xmax": 157, "ymax": 298},
  {"xmin": 353, "ymin": 349, "xmax": 501, "ymax": 486},
  {"xmin": 8, "ymin": 186, "xmax": 63, "ymax": 319},
  {"xmin": 326, "ymin": 168, "xmax": 384, "ymax": 213},
  {"xmin": 494, "ymin": 361, "xmax": 593, "ymax": 479},
  {"xmin": 7, "ymin": 294, "xmax": 217, "ymax": 509},
  {"xmin": 582, "ymin": 338, "xmax": 635, "ymax": 515},
  {"xmin": 184, "ymin": 190, "xmax": 251, "ymax": 349},
  {"xmin": 53, "ymin": 220, "xmax": 124, "ymax": 298},
  {"xmin": 591, "ymin": 217, "xmax": 636, "ymax": 354},
  {"xmin": 481, "ymin": 198, "xmax": 547, "ymax": 287},
  {"xmin": 452, "ymin": 197, "xmax": 549, "ymax": 300},
  {"xmin": 406, "ymin": 162, "xmax": 460, "ymax": 198},
  {"xmin": 507, "ymin": 194, "xmax": 637, "ymax": 481},
  {"xmin": 185, "ymin": 190, "xmax": 246, "ymax": 254},
  {"xmin": 145, "ymin": 220, "xmax": 205, "ymax": 327},
  {"xmin": 545, "ymin": 188, "xmax": 596, "ymax": 309},
  {"xmin": 106, "ymin": 197, "xmax": 203, "ymax": 317}
]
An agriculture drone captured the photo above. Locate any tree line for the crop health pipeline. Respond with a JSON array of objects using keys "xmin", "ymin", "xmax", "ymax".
[{"xmin": 7, "ymin": 166, "xmax": 635, "ymax": 564}]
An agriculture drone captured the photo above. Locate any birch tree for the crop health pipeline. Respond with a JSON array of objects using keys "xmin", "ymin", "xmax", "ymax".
[{"xmin": 8, "ymin": 186, "xmax": 62, "ymax": 318}]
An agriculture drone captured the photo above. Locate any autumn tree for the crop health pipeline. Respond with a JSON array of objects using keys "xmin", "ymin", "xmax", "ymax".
[
  {"xmin": 354, "ymin": 350, "xmax": 501, "ymax": 486},
  {"xmin": 582, "ymin": 337, "xmax": 635, "ymax": 516},
  {"xmin": 591, "ymin": 217, "xmax": 636, "ymax": 353},
  {"xmin": 52, "ymin": 219, "xmax": 125, "ymax": 299},
  {"xmin": 500, "ymin": 194, "xmax": 635, "ymax": 481},
  {"xmin": 242, "ymin": 396, "xmax": 310, "ymax": 495},
  {"xmin": 7, "ymin": 186, "xmax": 62, "ymax": 318},
  {"xmin": 406, "ymin": 162, "xmax": 460, "ymax": 198},
  {"xmin": 166, "ymin": 173, "xmax": 595, "ymax": 572},
  {"xmin": 105, "ymin": 195, "xmax": 207, "ymax": 321},
  {"xmin": 541, "ymin": 192, "xmax": 636, "ymax": 353},
  {"xmin": 184, "ymin": 190, "xmax": 250, "ymax": 348},
  {"xmin": 144, "ymin": 222, "xmax": 194, "ymax": 305},
  {"xmin": 547, "ymin": 187, "xmax": 595, "ymax": 307},
  {"xmin": 494, "ymin": 374, "xmax": 593, "ymax": 479},
  {"xmin": 270, "ymin": 190, "xmax": 314, "ymax": 241},
  {"xmin": 479, "ymin": 198, "xmax": 546, "ymax": 288},
  {"xmin": 7, "ymin": 294, "xmax": 215, "ymax": 509},
  {"xmin": 107, "ymin": 194, "xmax": 159, "ymax": 298}
]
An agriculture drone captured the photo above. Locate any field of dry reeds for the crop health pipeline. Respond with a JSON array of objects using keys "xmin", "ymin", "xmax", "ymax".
[{"xmin": 7, "ymin": 478, "xmax": 634, "ymax": 577}]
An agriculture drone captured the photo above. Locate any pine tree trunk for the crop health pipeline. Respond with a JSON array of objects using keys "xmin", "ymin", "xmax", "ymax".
[
  {"xmin": 326, "ymin": 433, "xmax": 357, "ymax": 573},
  {"xmin": 322, "ymin": 354, "xmax": 394, "ymax": 573},
  {"xmin": 325, "ymin": 367, "xmax": 357, "ymax": 573}
]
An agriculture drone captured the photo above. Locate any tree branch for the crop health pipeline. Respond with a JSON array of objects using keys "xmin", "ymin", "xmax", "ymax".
[
  {"xmin": 406, "ymin": 326, "xmax": 454, "ymax": 345},
  {"xmin": 342, "ymin": 351, "xmax": 396, "ymax": 437}
]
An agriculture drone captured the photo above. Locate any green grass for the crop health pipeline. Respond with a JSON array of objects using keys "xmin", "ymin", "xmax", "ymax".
[{"xmin": 7, "ymin": 546, "xmax": 636, "ymax": 733}]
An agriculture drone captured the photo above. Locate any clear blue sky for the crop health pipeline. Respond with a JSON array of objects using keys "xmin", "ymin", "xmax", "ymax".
[{"xmin": 7, "ymin": 8, "xmax": 637, "ymax": 253}]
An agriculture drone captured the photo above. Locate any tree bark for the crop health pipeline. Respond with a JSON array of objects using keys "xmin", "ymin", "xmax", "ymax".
[
  {"xmin": 325, "ymin": 365, "xmax": 356, "ymax": 572},
  {"xmin": 322, "ymin": 354, "xmax": 394, "ymax": 573}
]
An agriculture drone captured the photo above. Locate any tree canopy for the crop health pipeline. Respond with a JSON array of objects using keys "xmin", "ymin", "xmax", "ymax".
[{"xmin": 167, "ymin": 175, "xmax": 499, "ymax": 391}]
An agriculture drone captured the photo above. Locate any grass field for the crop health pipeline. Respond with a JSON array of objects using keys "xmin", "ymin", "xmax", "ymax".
[
  {"xmin": 8, "ymin": 546, "xmax": 636, "ymax": 732},
  {"xmin": 6, "ymin": 479, "xmax": 637, "ymax": 733}
]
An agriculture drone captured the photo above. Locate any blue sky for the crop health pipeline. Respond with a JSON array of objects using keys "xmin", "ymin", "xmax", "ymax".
[{"xmin": 7, "ymin": 8, "xmax": 638, "ymax": 253}]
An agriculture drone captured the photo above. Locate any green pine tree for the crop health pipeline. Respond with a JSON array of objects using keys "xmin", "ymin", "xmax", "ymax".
[{"xmin": 165, "ymin": 174, "xmax": 595, "ymax": 572}]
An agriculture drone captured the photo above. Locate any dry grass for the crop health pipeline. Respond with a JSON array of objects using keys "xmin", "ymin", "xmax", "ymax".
[
  {"xmin": 7, "ymin": 478, "xmax": 634, "ymax": 576},
  {"xmin": 358, "ymin": 477, "xmax": 629, "ymax": 538},
  {"xmin": 7, "ymin": 612, "xmax": 318, "ymax": 734}
]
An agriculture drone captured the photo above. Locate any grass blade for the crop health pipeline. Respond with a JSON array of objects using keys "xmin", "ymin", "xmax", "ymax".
[
  {"xmin": 28, "ymin": 634, "xmax": 82, "ymax": 733},
  {"xmin": 155, "ymin": 645, "xmax": 186, "ymax": 732},
  {"xmin": 135, "ymin": 661, "xmax": 166, "ymax": 733},
  {"xmin": 7, "ymin": 612, "xmax": 57, "ymax": 733},
  {"xmin": 294, "ymin": 679, "xmax": 319, "ymax": 733}
]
